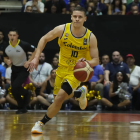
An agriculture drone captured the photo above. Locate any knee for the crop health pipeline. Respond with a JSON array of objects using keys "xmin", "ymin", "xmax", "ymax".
[
  {"xmin": 54, "ymin": 95, "xmax": 66, "ymax": 106},
  {"xmin": 0, "ymin": 98, "xmax": 6, "ymax": 104},
  {"xmin": 125, "ymin": 100, "xmax": 131, "ymax": 105},
  {"xmin": 95, "ymin": 83, "xmax": 103, "ymax": 90},
  {"xmin": 37, "ymin": 95, "xmax": 42, "ymax": 100},
  {"xmin": 100, "ymin": 97, "xmax": 107, "ymax": 103},
  {"xmin": 32, "ymin": 97, "xmax": 38, "ymax": 102},
  {"xmin": 6, "ymin": 94, "xmax": 10, "ymax": 100}
]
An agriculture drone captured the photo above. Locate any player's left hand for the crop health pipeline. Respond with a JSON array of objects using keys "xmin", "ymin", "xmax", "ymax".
[
  {"xmin": 77, "ymin": 58, "xmax": 86, "ymax": 62},
  {"xmin": 24, "ymin": 61, "xmax": 30, "ymax": 69},
  {"xmin": 77, "ymin": 58, "xmax": 90, "ymax": 64}
]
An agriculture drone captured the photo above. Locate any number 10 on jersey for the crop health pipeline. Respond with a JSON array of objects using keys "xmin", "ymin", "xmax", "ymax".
[{"xmin": 71, "ymin": 51, "xmax": 78, "ymax": 58}]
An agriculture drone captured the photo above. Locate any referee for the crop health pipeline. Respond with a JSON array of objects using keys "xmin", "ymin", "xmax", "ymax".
[{"xmin": 3, "ymin": 28, "xmax": 36, "ymax": 114}]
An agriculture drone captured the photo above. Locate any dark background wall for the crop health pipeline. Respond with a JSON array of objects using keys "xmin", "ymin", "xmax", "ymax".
[{"xmin": 0, "ymin": 13, "xmax": 140, "ymax": 64}]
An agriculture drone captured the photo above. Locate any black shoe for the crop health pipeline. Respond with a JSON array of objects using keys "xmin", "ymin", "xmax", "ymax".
[{"xmin": 16, "ymin": 109, "xmax": 28, "ymax": 114}]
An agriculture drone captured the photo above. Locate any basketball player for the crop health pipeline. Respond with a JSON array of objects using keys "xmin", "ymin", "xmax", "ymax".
[
  {"xmin": 29, "ymin": 6, "xmax": 99, "ymax": 133},
  {"xmin": 3, "ymin": 28, "xmax": 36, "ymax": 114}
]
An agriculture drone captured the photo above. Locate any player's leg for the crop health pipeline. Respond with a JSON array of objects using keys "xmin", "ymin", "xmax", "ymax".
[
  {"xmin": 31, "ymin": 74, "xmax": 67, "ymax": 133},
  {"xmin": 31, "ymin": 82, "xmax": 71, "ymax": 134},
  {"xmin": 63, "ymin": 85, "xmax": 88, "ymax": 110},
  {"xmin": 64, "ymin": 77, "xmax": 88, "ymax": 110}
]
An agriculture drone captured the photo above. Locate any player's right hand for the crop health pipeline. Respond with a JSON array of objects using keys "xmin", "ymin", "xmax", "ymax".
[{"xmin": 28, "ymin": 58, "xmax": 39, "ymax": 73}]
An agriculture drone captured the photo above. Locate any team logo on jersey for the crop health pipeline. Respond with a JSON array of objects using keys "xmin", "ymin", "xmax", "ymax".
[
  {"xmin": 63, "ymin": 42, "xmax": 86, "ymax": 50},
  {"xmin": 65, "ymin": 33, "xmax": 69, "ymax": 37},
  {"xmin": 16, "ymin": 50, "xmax": 20, "ymax": 52},
  {"xmin": 66, "ymin": 59, "xmax": 76, "ymax": 66},
  {"xmin": 83, "ymin": 38, "xmax": 87, "ymax": 45}
]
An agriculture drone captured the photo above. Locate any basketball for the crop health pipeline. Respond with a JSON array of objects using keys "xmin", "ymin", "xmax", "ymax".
[{"xmin": 73, "ymin": 61, "xmax": 94, "ymax": 82}]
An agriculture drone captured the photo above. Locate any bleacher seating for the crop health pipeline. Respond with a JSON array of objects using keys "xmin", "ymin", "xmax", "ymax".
[{"xmin": 0, "ymin": 0, "xmax": 22, "ymax": 13}]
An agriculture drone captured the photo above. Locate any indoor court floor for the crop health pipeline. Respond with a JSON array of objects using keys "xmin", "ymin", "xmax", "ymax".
[{"xmin": 0, "ymin": 110, "xmax": 140, "ymax": 140}]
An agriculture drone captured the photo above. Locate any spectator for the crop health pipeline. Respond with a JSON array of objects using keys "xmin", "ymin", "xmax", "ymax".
[
  {"xmin": 37, "ymin": 69, "xmax": 56, "ymax": 107},
  {"xmin": 0, "ymin": 72, "xmax": 6, "ymax": 107},
  {"xmin": 86, "ymin": 1, "xmax": 97, "ymax": 15},
  {"xmin": 51, "ymin": 4, "xmax": 57, "ymax": 14},
  {"xmin": 104, "ymin": 51, "xmax": 130, "ymax": 85},
  {"xmin": 24, "ymin": 0, "xmax": 44, "ymax": 13},
  {"xmin": 104, "ymin": 0, "xmax": 126, "ymax": 6},
  {"xmin": 2, "ymin": 91, "xmax": 38, "ymax": 110},
  {"xmin": 0, "ymin": 64, "xmax": 5, "ymax": 81},
  {"xmin": 126, "ymin": 0, "xmax": 140, "ymax": 13},
  {"xmin": 29, "ymin": 52, "xmax": 52, "ymax": 96},
  {"xmin": 45, "ymin": 0, "xmax": 66, "ymax": 14},
  {"xmin": 104, "ymin": 51, "xmax": 130, "ymax": 100},
  {"xmin": 25, "ymin": 5, "xmax": 33, "ymax": 12},
  {"xmin": 101, "ymin": 54, "xmax": 110, "ymax": 71},
  {"xmin": 66, "ymin": 2, "xmax": 76, "ymax": 14},
  {"xmin": 21, "ymin": 0, "xmax": 31, "ymax": 12},
  {"xmin": 101, "ymin": 71, "xmax": 131, "ymax": 111},
  {"xmin": 51, "ymin": 56, "xmax": 59, "ymax": 69},
  {"xmin": 5, "ymin": 63, "xmax": 12, "ymax": 85},
  {"xmin": 0, "ymin": 29, "xmax": 6, "ymax": 62},
  {"xmin": 54, "ymin": 52, "xmax": 59, "ymax": 58},
  {"xmin": 27, "ymin": 52, "xmax": 33, "ymax": 60},
  {"xmin": 92, "ymin": 0, "xmax": 108, "ymax": 15},
  {"xmin": 71, "ymin": 0, "xmax": 88, "ymax": 8},
  {"xmin": 89, "ymin": 64, "xmax": 104, "ymax": 110},
  {"xmin": 108, "ymin": 0, "xmax": 126, "ymax": 15},
  {"xmin": 126, "ymin": 3, "xmax": 140, "ymax": 15},
  {"xmin": 126, "ymin": 54, "xmax": 140, "ymax": 110}
]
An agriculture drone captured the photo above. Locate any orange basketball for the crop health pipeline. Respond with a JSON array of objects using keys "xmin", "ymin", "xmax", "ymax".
[{"xmin": 73, "ymin": 61, "xmax": 94, "ymax": 82}]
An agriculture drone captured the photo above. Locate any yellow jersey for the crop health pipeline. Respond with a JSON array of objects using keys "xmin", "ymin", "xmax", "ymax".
[{"xmin": 58, "ymin": 23, "xmax": 92, "ymax": 68}]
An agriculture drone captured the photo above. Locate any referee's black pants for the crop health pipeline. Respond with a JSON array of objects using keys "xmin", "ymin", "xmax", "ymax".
[{"xmin": 11, "ymin": 65, "xmax": 31, "ymax": 109}]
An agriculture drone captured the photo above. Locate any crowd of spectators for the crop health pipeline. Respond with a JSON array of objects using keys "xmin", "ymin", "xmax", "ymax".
[
  {"xmin": 0, "ymin": 0, "xmax": 140, "ymax": 111},
  {"xmin": 21, "ymin": 0, "xmax": 140, "ymax": 15},
  {"xmin": 0, "ymin": 28, "xmax": 140, "ymax": 111}
]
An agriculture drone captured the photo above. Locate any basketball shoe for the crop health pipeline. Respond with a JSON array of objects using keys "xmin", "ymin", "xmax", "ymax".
[
  {"xmin": 75, "ymin": 86, "xmax": 87, "ymax": 110},
  {"xmin": 31, "ymin": 121, "xmax": 43, "ymax": 134}
]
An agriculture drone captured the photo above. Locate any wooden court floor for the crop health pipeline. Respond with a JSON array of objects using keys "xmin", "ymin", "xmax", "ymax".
[{"xmin": 0, "ymin": 110, "xmax": 140, "ymax": 140}]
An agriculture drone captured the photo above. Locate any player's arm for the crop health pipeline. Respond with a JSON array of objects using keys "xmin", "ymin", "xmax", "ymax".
[
  {"xmin": 28, "ymin": 49, "xmax": 36, "ymax": 62},
  {"xmin": 88, "ymin": 33, "xmax": 99, "ymax": 67},
  {"xmin": 35, "ymin": 25, "xmax": 64, "ymax": 60},
  {"xmin": 28, "ymin": 25, "xmax": 64, "ymax": 72}
]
